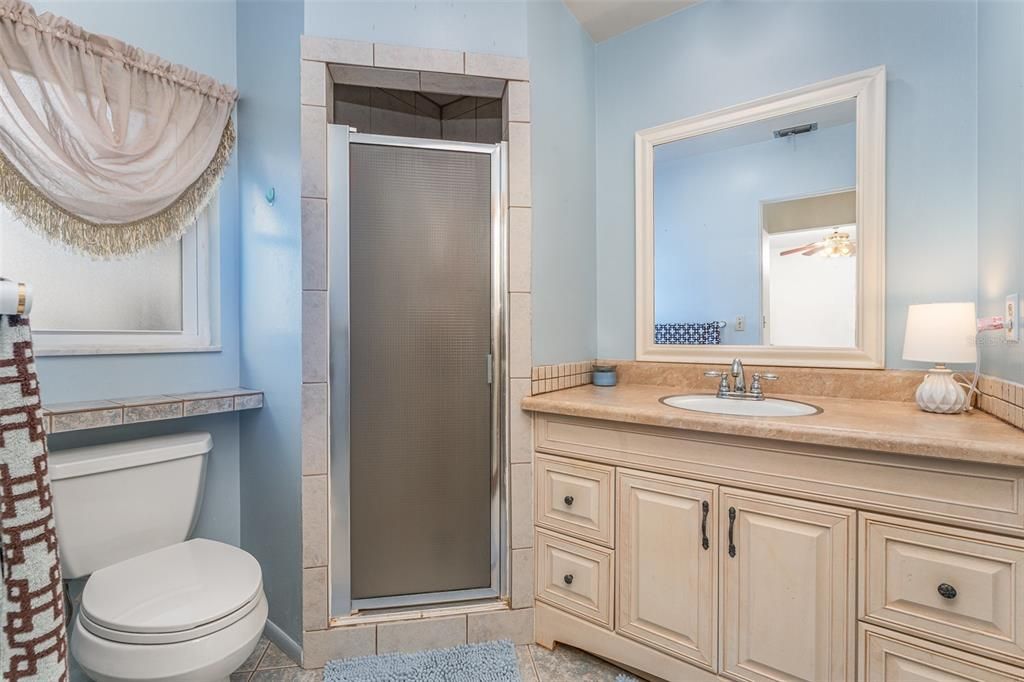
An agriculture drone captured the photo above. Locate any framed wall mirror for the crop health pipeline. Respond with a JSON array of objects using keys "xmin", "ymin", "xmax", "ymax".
[{"xmin": 635, "ymin": 67, "xmax": 886, "ymax": 368}]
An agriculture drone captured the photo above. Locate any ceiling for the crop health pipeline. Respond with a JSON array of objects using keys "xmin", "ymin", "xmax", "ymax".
[{"xmin": 563, "ymin": 0, "xmax": 702, "ymax": 43}]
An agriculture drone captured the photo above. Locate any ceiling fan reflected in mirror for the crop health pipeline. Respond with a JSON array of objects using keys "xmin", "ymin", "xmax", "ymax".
[{"xmin": 780, "ymin": 229, "xmax": 856, "ymax": 258}]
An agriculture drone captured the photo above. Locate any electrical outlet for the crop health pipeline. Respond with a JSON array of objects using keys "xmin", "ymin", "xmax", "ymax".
[
  {"xmin": 735, "ymin": 315, "xmax": 745, "ymax": 332},
  {"xmin": 1007, "ymin": 294, "xmax": 1020, "ymax": 342}
]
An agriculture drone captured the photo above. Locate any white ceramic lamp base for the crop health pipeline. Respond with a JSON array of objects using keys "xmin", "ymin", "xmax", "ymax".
[{"xmin": 915, "ymin": 367, "xmax": 968, "ymax": 414}]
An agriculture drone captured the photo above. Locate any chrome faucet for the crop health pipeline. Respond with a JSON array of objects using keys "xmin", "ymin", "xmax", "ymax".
[
  {"xmin": 731, "ymin": 358, "xmax": 746, "ymax": 394},
  {"xmin": 704, "ymin": 359, "xmax": 778, "ymax": 400}
]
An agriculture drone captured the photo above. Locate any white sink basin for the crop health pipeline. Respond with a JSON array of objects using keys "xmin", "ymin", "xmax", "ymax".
[{"xmin": 661, "ymin": 394, "xmax": 821, "ymax": 417}]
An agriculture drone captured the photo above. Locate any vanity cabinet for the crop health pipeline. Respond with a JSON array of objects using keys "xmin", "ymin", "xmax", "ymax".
[
  {"xmin": 720, "ymin": 488, "xmax": 855, "ymax": 682},
  {"xmin": 530, "ymin": 413, "xmax": 1024, "ymax": 682},
  {"xmin": 616, "ymin": 470, "xmax": 717, "ymax": 670}
]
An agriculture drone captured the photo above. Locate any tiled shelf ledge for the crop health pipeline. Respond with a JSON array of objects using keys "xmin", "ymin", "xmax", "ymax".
[{"xmin": 43, "ymin": 389, "xmax": 264, "ymax": 434}]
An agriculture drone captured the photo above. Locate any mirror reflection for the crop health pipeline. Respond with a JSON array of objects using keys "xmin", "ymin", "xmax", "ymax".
[{"xmin": 653, "ymin": 99, "xmax": 857, "ymax": 348}]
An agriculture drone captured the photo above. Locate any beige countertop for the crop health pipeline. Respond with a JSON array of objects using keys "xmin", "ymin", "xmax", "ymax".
[{"xmin": 522, "ymin": 384, "xmax": 1024, "ymax": 467}]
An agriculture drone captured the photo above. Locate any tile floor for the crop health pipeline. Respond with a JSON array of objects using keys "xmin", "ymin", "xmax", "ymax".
[
  {"xmin": 230, "ymin": 637, "xmax": 638, "ymax": 681},
  {"xmin": 70, "ymin": 622, "xmax": 636, "ymax": 681}
]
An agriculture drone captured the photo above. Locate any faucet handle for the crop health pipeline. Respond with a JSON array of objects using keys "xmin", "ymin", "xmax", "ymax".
[
  {"xmin": 749, "ymin": 372, "xmax": 779, "ymax": 397},
  {"xmin": 703, "ymin": 370, "xmax": 724, "ymax": 378}
]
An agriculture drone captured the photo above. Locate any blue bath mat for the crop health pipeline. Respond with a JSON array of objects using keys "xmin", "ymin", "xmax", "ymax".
[{"xmin": 323, "ymin": 640, "xmax": 519, "ymax": 681}]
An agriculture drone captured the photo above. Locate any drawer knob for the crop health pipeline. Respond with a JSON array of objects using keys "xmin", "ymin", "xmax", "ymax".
[
  {"xmin": 564, "ymin": 495, "xmax": 574, "ymax": 506},
  {"xmin": 563, "ymin": 574, "xmax": 574, "ymax": 585},
  {"xmin": 937, "ymin": 583, "xmax": 958, "ymax": 600}
]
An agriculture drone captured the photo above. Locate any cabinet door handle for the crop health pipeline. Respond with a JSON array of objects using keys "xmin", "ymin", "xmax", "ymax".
[
  {"xmin": 728, "ymin": 507, "xmax": 737, "ymax": 557},
  {"xmin": 937, "ymin": 583, "xmax": 957, "ymax": 599},
  {"xmin": 563, "ymin": 574, "xmax": 574, "ymax": 585},
  {"xmin": 564, "ymin": 495, "xmax": 574, "ymax": 506},
  {"xmin": 701, "ymin": 500, "xmax": 710, "ymax": 550}
]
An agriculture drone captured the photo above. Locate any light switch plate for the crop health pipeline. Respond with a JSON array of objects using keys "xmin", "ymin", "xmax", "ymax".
[{"xmin": 1007, "ymin": 293, "xmax": 1020, "ymax": 342}]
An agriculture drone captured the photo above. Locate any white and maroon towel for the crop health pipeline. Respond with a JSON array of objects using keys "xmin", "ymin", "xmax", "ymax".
[{"xmin": 0, "ymin": 313, "xmax": 67, "ymax": 681}]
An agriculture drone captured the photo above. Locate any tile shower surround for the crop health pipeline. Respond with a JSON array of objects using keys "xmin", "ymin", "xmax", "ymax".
[{"xmin": 299, "ymin": 37, "xmax": 534, "ymax": 667}]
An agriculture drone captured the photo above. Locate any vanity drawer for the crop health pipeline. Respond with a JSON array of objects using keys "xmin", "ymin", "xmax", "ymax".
[
  {"xmin": 535, "ymin": 454, "xmax": 614, "ymax": 547},
  {"xmin": 859, "ymin": 624, "xmax": 1024, "ymax": 682},
  {"xmin": 535, "ymin": 529, "xmax": 614, "ymax": 629},
  {"xmin": 860, "ymin": 512, "xmax": 1024, "ymax": 664}
]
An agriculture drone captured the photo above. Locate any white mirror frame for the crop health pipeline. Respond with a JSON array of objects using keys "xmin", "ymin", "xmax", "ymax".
[{"xmin": 635, "ymin": 66, "xmax": 886, "ymax": 368}]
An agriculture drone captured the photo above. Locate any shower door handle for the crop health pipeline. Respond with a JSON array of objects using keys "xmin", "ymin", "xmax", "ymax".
[{"xmin": 486, "ymin": 354, "xmax": 493, "ymax": 384}]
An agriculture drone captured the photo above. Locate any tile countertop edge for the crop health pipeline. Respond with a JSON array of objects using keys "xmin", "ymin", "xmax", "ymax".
[{"xmin": 521, "ymin": 384, "xmax": 1024, "ymax": 468}]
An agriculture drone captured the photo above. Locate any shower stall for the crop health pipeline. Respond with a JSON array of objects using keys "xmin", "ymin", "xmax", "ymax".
[{"xmin": 327, "ymin": 125, "xmax": 507, "ymax": 617}]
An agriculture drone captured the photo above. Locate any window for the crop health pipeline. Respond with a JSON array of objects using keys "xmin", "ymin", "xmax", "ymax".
[{"xmin": 0, "ymin": 197, "xmax": 220, "ymax": 355}]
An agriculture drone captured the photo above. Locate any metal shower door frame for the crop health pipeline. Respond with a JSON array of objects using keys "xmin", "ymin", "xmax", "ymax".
[{"xmin": 327, "ymin": 126, "xmax": 509, "ymax": 618}]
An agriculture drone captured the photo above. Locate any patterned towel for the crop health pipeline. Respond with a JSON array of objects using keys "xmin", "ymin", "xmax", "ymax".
[
  {"xmin": 0, "ymin": 314, "xmax": 67, "ymax": 681},
  {"xmin": 655, "ymin": 322, "xmax": 722, "ymax": 345}
]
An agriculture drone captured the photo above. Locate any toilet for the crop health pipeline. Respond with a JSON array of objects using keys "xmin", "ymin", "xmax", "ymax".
[{"xmin": 50, "ymin": 432, "xmax": 267, "ymax": 682}]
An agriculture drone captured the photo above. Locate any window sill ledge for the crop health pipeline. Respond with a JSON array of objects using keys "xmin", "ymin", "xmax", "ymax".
[
  {"xmin": 42, "ymin": 388, "xmax": 262, "ymax": 434},
  {"xmin": 35, "ymin": 344, "xmax": 222, "ymax": 357}
]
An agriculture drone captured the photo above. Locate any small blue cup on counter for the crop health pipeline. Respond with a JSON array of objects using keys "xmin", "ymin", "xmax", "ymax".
[{"xmin": 592, "ymin": 364, "xmax": 617, "ymax": 387}]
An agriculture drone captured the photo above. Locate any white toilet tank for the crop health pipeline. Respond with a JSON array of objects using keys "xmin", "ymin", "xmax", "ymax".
[{"xmin": 49, "ymin": 432, "xmax": 213, "ymax": 579}]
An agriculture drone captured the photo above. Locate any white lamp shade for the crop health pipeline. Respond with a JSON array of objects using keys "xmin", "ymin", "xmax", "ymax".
[{"xmin": 903, "ymin": 302, "xmax": 978, "ymax": 364}]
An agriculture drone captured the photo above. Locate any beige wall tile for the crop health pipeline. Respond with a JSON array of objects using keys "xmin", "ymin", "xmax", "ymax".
[
  {"xmin": 510, "ymin": 379, "xmax": 533, "ymax": 464},
  {"xmin": 50, "ymin": 407, "xmax": 123, "ymax": 433},
  {"xmin": 509, "ymin": 293, "xmax": 532, "ymax": 379},
  {"xmin": 302, "ymin": 198, "xmax": 328, "ymax": 291},
  {"xmin": 329, "ymin": 64, "xmax": 420, "ymax": 91},
  {"xmin": 183, "ymin": 397, "xmax": 234, "ymax": 417},
  {"xmin": 301, "ymin": 60, "xmax": 327, "ymax": 107},
  {"xmin": 467, "ymin": 608, "xmax": 533, "ymax": 645},
  {"xmin": 302, "ymin": 475, "xmax": 329, "ymax": 568},
  {"xmin": 123, "ymin": 401, "xmax": 183, "ymax": 424},
  {"xmin": 302, "ymin": 625, "xmax": 376, "ymax": 668},
  {"xmin": 508, "ymin": 122, "xmax": 531, "ymax": 207},
  {"xmin": 509, "ymin": 207, "xmax": 531, "ymax": 294},
  {"xmin": 510, "ymin": 463, "xmax": 533, "ymax": 550},
  {"xmin": 376, "ymin": 615, "xmax": 467, "ymax": 654},
  {"xmin": 302, "ymin": 291, "xmax": 329, "ymax": 383},
  {"xmin": 374, "ymin": 43, "xmax": 463, "ymax": 74},
  {"xmin": 301, "ymin": 35, "xmax": 373, "ymax": 65},
  {"xmin": 301, "ymin": 105, "xmax": 327, "ymax": 199},
  {"xmin": 464, "ymin": 52, "xmax": 529, "ymax": 81},
  {"xmin": 303, "ymin": 567, "xmax": 329, "ymax": 632},
  {"xmin": 506, "ymin": 81, "xmax": 530, "ymax": 122},
  {"xmin": 420, "ymin": 72, "xmax": 505, "ymax": 98},
  {"xmin": 302, "ymin": 383, "xmax": 329, "ymax": 476},
  {"xmin": 511, "ymin": 548, "xmax": 534, "ymax": 609},
  {"xmin": 235, "ymin": 394, "xmax": 264, "ymax": 410}
]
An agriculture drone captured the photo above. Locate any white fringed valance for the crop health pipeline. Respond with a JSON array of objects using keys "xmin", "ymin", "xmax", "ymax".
[{"xmin": 0, "ymin": 0, "xmax": 238, "ymax": 257}]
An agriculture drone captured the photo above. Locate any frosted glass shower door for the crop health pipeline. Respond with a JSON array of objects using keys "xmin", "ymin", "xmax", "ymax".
[{"xmin": 329, "ymin": 127, "xmax": 504, "ymax": 615}]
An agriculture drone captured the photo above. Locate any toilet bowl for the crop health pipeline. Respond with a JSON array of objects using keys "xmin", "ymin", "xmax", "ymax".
[{"xmin": 50, "ymin": 434, "xmax": 267, "ymax": 682}]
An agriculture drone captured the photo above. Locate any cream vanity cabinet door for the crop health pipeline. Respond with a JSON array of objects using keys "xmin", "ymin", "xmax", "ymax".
[
  {"xmin": 720, "ymin": 488, "xmax": 856, "ymax": 682},
  {"xmin": 616, "ymin": 469, "xmax": 718, "ymax": 671}
]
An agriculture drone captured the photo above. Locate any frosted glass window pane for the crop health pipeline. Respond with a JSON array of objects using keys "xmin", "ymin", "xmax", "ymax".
[{"xmin": 1, "ymin": 211, "xmax": 183, "ymax": 331}]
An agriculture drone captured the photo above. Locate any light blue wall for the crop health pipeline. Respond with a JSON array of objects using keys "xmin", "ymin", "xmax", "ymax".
[
  {"xmin": 31, "ymin": 0, "xmax": 242, "ymax": 546},
  {"xmin": 527, "ymin": 0, "xmax": 597, "ymax": 364},
  {"xmin": 237, "ymin": 0, "xmax": 305, "ymax": 644},
  {"xmin": 595, "ymin": 0, "xmax": 979, "ymax": 367},
  {"xmin": 654, "ymin": 123, "xmax": 856, "ymax": 345},
  {"xmin": 304, "ymin": 0, "xmax": 527, "ymax": 56},
  {"xmin": 977, "ymin": 0, "xmax": 1024, "ymax": 384}
]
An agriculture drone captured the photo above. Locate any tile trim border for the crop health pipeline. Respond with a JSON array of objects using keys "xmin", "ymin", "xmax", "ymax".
[
  {"xmin": 531, "ymin": 361, "xmax": 594, "ymax": 396},
  {"xmin": 977, "ymin": 374, "xmax": 1024, "ymax": 431},
  {"xmin": 43, "ymin": 389, "xmax": 263, "ymax": 434}
]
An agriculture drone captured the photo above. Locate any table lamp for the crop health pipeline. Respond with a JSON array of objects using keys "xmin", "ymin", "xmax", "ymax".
[{"xmin": 902, "ymin": 302, "xmax": 977, "ymax": 414}]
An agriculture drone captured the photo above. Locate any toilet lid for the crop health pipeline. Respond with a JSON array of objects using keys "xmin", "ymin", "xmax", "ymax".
[{"xmin": 81, "ymin": 539, "xmax": 262, "ymax": 635}]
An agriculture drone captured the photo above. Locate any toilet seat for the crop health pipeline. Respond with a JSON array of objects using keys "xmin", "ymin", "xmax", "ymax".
[{"xmin": 80, "ymin": 538, "xmax": 263, "ymax": 645}]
